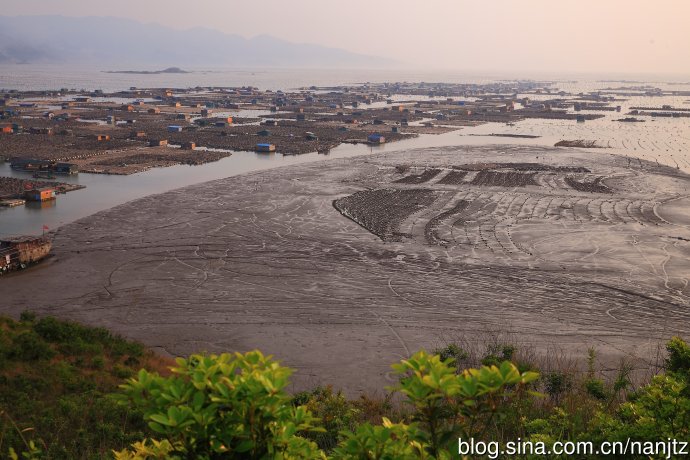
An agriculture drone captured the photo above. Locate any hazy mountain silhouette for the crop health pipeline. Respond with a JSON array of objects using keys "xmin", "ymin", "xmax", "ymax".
[{"xmin": 0, "ymin": 15, "xmax": 394, "ymax": 68}]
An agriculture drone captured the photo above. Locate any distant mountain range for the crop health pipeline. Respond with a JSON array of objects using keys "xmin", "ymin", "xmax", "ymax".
[{"xmin": 0, "ymin": 15, "xmax": 394, "ymax": 68}]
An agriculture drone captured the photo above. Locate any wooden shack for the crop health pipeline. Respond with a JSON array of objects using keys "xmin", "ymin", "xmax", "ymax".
[
  {"xmin": 25, "ymin": 187, "xmax": 56, "ymax": 202},
  {"xmin": 29, "ymin": 127, "xmax": 53, "ymax": 135},
  {"xmin": 0, "ymin": 237, "xmax": 52, "ymax": 273}
]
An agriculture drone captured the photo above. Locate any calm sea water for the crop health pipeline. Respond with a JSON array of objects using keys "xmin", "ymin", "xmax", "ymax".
[
  {"xmin": 1, "ymin": 66, "xmax": 689, "ymax": 237},
  {"xmin": 2, "ymin": 65, "xmax": 689, "ymax": 92}
]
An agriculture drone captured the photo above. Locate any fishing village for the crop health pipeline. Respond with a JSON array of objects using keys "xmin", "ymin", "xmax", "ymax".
[{"xmin": 1, "ymin": 78, "xmax": 690, "ymax": 277}]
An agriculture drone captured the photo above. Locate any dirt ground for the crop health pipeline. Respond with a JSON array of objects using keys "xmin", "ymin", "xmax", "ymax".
[{"xmin": 1, "ymin": 145, "xmax": 689, "ymax": 394}]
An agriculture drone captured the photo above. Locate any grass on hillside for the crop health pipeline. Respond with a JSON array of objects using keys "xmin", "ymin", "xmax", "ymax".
[{"xmin": 0, "ymin": 312, "xmax": 173, "ymax": 459}]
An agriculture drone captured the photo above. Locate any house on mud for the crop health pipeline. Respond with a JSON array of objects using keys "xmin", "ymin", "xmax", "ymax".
[{"xmin": 0, "ymin": 237, "xmax": 52, "ymax": 274}]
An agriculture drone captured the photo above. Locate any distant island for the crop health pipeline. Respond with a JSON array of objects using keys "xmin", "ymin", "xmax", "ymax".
[{"xmin": 104, "ymin": 67, "xmax": 190, "ymax": 75}]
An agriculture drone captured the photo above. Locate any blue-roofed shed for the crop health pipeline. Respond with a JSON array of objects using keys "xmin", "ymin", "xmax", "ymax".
[
  {"xmin": 256, "ymin": 143, "xmax": 276, "ymax": 152},
  {"xmin": 368, "ymin": 133, "xmax": 386, "ymax": 144}
]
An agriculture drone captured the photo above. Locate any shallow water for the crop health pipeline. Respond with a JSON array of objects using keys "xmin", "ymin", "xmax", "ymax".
[{"xmin": 0, "ymin": 139, "xmax": 404, "ymax": 236}]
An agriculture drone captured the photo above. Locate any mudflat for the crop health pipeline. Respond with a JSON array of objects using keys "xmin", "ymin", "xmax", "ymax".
[{"xmin": 2, "ymin": 145, "xmax": 689, "ymax": 393}]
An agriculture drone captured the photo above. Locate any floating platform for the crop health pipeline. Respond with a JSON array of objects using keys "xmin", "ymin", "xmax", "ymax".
[{"xmin": 0, "ymin": 199, "xmax": 26, "ymax": 207}]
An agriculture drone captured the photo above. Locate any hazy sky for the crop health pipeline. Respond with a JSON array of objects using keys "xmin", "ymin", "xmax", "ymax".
[{"xmin": 4, "ymin": 0, "xmax": 689, "ymax": 74}]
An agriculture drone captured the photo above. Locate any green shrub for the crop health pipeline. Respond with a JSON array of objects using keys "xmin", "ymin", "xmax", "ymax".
[
  {"xmin": 112, "ymin": 365, "xmax": 134, "ymax": 380},
  {"xmin": 591, "ymin": 372, "xmax": 690, "ymax": 446},
  {"xmin": 5, "ymin": 312, "xmax": 690, "ymax": 460},
  {"xmin": 392, "ymin": 350, "xmax": 538, "ymax": 457},
  {"xmin": 432, "ymin": 343, "xmax": 468, "ymax": 364},
  {"xmin": 114, "ymin": 351, "xmax": 324, "ymax": 459},
  {"xmin": 481, "ymin": 343, "xmax": 516, "ymax": 367},
  {"xmin": 91, "ymin": 355, "xmax": 105, "ymax": 370},
  {"xmin": 8, "ymin": 331, "xmax": 54, "ymax": 362},
  {"xmin": 666, "ymin": 336, "xmax": 690, "ymax": 374},
  {"xmin": 590, "ymin": 337, "xmax": 690, "ymax": 445},
  {"xmin": 33, "ymin": 316, "xmax": 75, "ymax": 342},
  {"xmin": 300, "ymin": 386, "xmax": 359, "ymax": 451},
  {"xmin": 331, "ymin": 418, "xmax": 424, "ymax": 460},
  {"xmin": 19, "ymin": 311, "xmax": 37, "ymax": 323},
  {"xmin": 543, "ymin": 371, "xmax": 572, "ymax": 402},
  {"xmin": 584, "ymin": 378, "xmax": 608, "ymax": 401}
]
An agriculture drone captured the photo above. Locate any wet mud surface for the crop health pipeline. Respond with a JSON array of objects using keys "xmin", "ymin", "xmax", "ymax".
[{"xmin": 2, "ymin": 144, "xmax": 690, "ymax": 393}]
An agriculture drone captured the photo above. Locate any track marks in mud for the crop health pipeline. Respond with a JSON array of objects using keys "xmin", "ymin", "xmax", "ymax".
[{"xmin": 424, "ymin": 200, "xmax": 470, "ymax": 245}]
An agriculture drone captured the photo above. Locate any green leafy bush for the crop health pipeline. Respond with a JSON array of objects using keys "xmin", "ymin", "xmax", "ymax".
[
  {"xmin": 117, "ymin": 350, "xmax": 537, "ymax": 459},
  {"xmin": 7, "ymin": 331, "xmax": 54, "ymax": 362},
  {"xmin": 114, "ymin": 351, "xmax": 324, "ymax": 459},
  {"xmin": 297, "ymin": 386, "xmax": 359, "ymax": 451},
  {"xmin": 590, "ymin": 337, "xmax": 690, "ymax": 445},
  {"xmin": 5, "ymin": 312, "xmax": 690, "ymax": 460}
]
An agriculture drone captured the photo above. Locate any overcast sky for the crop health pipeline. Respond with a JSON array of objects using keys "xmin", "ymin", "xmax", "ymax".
[{"xmin": 4, "ymin": 0, "xmax": 689, "ymax": 75}]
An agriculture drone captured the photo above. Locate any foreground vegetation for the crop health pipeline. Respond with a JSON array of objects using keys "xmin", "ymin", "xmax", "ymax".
[
  {"xmin": 2, "ymin": 314, "xmax": 689, "ymax": 459},
  {"xmin": 0, "ymin": 313, "xmax": 171, "ymax": 458}
]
